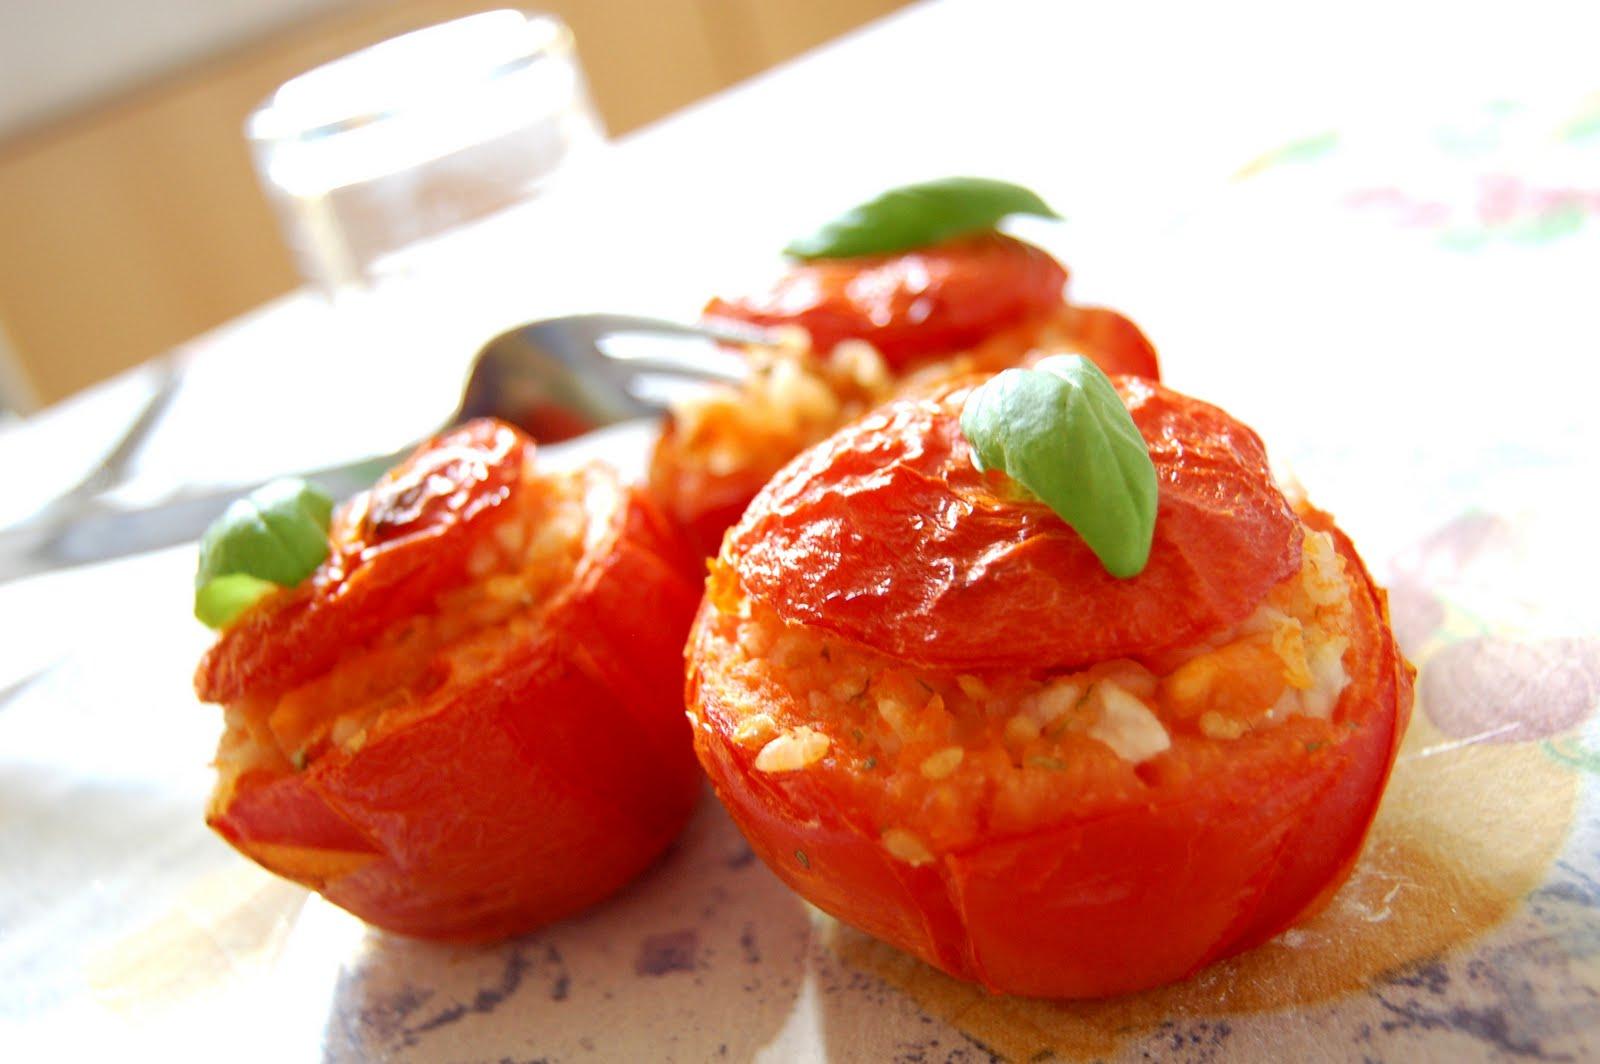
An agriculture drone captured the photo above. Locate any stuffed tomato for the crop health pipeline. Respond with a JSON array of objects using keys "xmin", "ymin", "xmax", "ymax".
[
  {"xmin": 685, "ymin": 376, "xmax": 1412, "ymax": 998},
  {"xmin": 703, "ymin": 232, "xmax": 1158, "ymax": 376},
  {"xmin": 195, "ymin": 420, "xmax": 702, "ymax": 941},
  {"xmin": 650, "ymin": 226, "xmax": 1160, "ymax": 558}
]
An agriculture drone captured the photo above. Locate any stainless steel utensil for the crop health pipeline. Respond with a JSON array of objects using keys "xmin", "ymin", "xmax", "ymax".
[{"xmin": 0, "ymin": 314, "xmax": 767, "ymax": 582}]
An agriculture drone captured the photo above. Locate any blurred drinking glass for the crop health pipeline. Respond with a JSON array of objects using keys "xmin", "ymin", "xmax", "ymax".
[{"xmin": 247, "ymin": 9, "xmax": 605, "ymax": 297}]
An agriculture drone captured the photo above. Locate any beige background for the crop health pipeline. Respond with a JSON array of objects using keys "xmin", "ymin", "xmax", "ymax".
[{"xmin": 0, "ymin": 0, "xmax": 908, "ymax": 410}]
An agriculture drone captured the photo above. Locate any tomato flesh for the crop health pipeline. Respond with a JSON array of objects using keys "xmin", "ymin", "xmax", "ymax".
[
  {"xmin": 727, "ymin": 377, "xmax": 1302, "ymax": 672},
  {"xmin": 651, "ymin": 237, "xmax": 1160, "ymax": 560},
  {"xmin": 1050, "ymin": 305, "xmax": 1160, "ymax": 380},
  {"xmin": 198, "ymin": 421, "xmax": 527, "ymax": 706},
  {"xmin": 198, "ymin": 421, "xmax": 702, "ymax": 941},
  {"xmin": 686, "ymin": 385, "xmax": 1412, "ymax": 998},
  {"xmin": 706, "ymin": 234, "xmax": 1069, "ymax": 371}
]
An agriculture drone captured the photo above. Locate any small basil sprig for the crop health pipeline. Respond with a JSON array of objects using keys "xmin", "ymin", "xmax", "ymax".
[
  {"xmin": 194, "ymin": 478, "xmax": 333, "ymax": 628},
  {"xmin": 960, "ymin": 356, "xmax": 1157, "ymax": 578},
  {"xmin": 784, "ymin": 177, "xmax": 1060, "ymax": 260}
]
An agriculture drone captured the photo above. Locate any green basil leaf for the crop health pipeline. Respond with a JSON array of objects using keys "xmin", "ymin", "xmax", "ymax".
[
  {"xmin": 194, "ymin": 573, "xmax": 280, "ymax": 630},
  {"xmin": 959, "ymin": 355, "xmax": 1157, "ymax": 578},
  {"xmin": 194, "ymin": 478, "xmax": 333, "ymax": 628},
  {"xmin": 783, "ymin": 176, "xmax": 1061, "ymax": 260}
]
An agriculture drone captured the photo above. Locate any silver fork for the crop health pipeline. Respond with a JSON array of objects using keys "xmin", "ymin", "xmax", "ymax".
[{"xmin": 0, "ymin": 314, "xmax": 769, "ymax": 582}]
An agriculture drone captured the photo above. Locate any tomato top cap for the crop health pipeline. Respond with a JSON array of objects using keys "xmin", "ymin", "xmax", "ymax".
[
  {"xmin": 331, "ymin": 420, "xmax": 525, "ymax": 575},
  {"xmin": 195, "ymin": 419, "xmax": 532, "ymax": 705},
  {"xmin": 724, "ymin": 378, "xmax": 1303, "ymax": 671},
  {"xmin": 704, "ymin": 234, "xmax": 1068, "ymax": 370}
]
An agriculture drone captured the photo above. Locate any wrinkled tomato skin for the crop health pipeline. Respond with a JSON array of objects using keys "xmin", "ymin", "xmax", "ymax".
[
  {"xmin": 728, "ymin": 377, "xmax": 1302, "ymax": 673},
  {"xmin": 1051, "ymin": 305, "xmax": 1160, "ymax": 381},
  {"xmin": 202, "ymin": 427, "xmax": 703, "ymax": 942},
  {"xmin": 687, "ymin": 510, "xmax": 1411, "ymax": 997},
  {"xmin": 655, "ymin": 242, "xmax": 1159, "ymax": 561},
  {"xmin": 705, "ymin": 234, "xmax": 1069, "ymax": 371},
  {"xmin": 648, "ymin": 308, "xmax": 1160, "ymax": 564},
  {"xmin": 198, "ymin": 421, "xmax": 528, "ymax": 706}
]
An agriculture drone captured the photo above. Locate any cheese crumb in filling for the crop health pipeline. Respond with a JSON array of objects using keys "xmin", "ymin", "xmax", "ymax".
[
  {"xmin": 706, "ymin": 527, "xmax": 1359, "ymax": 860},
  {"xmin": 217, "ymin": 467, "xmax": 598, "ymax": 779}
]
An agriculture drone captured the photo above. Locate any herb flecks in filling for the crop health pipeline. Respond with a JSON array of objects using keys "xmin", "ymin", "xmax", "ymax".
[
  {"xmin": 214, "ymin": 465, "xmax": 595, "ymax": 779},
  {"xmin": 703, "ymin": 527, "xmax": 1355, "ymax": 860}
]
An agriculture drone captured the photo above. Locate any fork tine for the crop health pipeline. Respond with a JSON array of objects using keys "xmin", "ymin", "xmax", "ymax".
[
  {"xmin": 521, "ymin": 314, "xmax": 760, "ymax": 385},
  {"xmin": 549, "ymin": 312, "xmax": 777, "ymax": 349},
  {"xmin": 691, "ymin": 315, "xmax": 783, "ymax": 348},
  {"xmin": 593, "ymin": 335, "xmax": 749, "ymax": 385}
]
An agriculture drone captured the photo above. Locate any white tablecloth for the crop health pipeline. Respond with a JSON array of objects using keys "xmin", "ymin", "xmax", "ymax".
[{"xmin": 4, "ymin": 1, "xmax": 1600, "ymax": 1059}]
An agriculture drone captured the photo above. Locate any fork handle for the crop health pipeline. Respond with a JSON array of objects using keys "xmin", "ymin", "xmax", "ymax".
[{"xmin": 0, "ymin": 450, "xmax": 403, "ymax": 583}]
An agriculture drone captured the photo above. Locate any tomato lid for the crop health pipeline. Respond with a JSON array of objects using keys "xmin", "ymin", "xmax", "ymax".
[
  {"xmin": 196, "ymin": 420, "xmax": 529, "ymax": 704},
  {"xmin": 725, "ymin": 378, "xmax": 1302, "ymax": 671},
  {"xmin": 704, "ymin": 234, "xmax": 1068, "ymax": 371}
]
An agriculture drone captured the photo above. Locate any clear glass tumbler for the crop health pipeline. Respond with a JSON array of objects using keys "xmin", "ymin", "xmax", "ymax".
[{"xmin": 246, "ymin": 9, "xmax": 606, "ymax": 296}]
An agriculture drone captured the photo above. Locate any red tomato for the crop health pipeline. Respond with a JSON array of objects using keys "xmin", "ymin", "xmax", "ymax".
[
  {"xmin": 727, "ymin": 377, "xmax": 1302, "ymax": 672},
  {"xmin": 644, "ymin": 453, "xmax": 767, "ymax": 571},
  {"xmin": 654, "ymin": 238, "xmax": 1159, "ymax": 561},
  {"xmin": 1047, "ymin": 305, "xmax": 1161, "ymax": 381},
  {"xmin": 686, "ymin": 383, "xmax": 1412, "ymax": 998},
  {"xmin": 199, "ymin": 420, "xmax": 527, "ymax": 705},
  {"xmin": 197, "ymin": 421, "xmax": 703, "ymax": 941},
  {"xmin": 704, "ymin": 233, "xmax": 1069, "ymax": 371}
]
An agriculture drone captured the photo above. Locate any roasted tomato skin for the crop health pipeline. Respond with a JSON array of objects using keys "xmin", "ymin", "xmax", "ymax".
[
  {"xmin": 645, "ymin": 469, "xmax": 764, "ymax": 572},
  {"xmin": 728, "ymin": 378, "xmax": 1302, "ymax": 673},
  {"xmin": 685, "ymin": 385, "xmax": 1411, "ymax": 998},
  {"xmin": 690, "ymin": 515, "xmax": 1409, "ymax": 999},
  {"xmin": 705, "ymin": 233, "xmax": 1069, "ymax": 371},
  {"xmin": 198, "ymin": 421, "xmax": 528, "ymax": 706},
  {"xmin": 1051, "ymin": 305, "xmax": 1160, "ymax": 381},
  {"xmin": 655, "ymin": 241, "xmax": 1159, "ymax": 561},
  {"xmin": 200, "ymin": 423, "xmax": 703, "ymax": 941}
]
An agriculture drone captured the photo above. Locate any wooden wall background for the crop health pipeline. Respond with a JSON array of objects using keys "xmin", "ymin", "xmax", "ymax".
[{"xmin": 0, "ymin": 0, "xmax": 907, "ymax": 410}]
